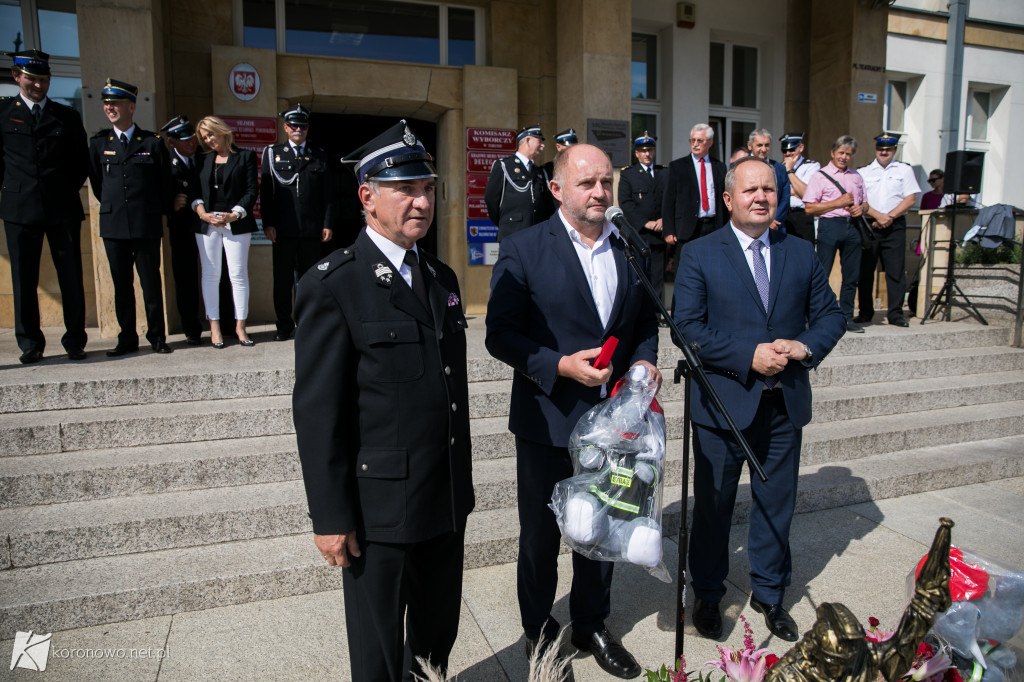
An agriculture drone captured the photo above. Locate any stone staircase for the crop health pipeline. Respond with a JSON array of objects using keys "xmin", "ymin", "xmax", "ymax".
[{"xmin": 2, "ymin": 322, "xmax": 1023, "ymax": 639}]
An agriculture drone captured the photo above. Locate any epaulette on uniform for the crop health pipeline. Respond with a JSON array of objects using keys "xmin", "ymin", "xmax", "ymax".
[
  {"xmin": 621, "ymin": 165, "xmax": 631, "ymax": 171},
  {"xmin": 92, "ymin": 128, "xmax": 111, "ymax": 139},
  {"xmin": 308, "ymin": 248, "xmax": 355, "ymax": 279}
]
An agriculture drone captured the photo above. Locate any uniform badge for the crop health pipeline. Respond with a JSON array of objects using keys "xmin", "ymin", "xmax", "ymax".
[
  {"xmin": 103, "ymin": 150, "xmax": 117, "ymax": 156},
  {"xmin": 373, "ymin": 262, "xmax": 394, "ymax": 286},
  {"xmin": 425, "ymin": 262, "xmax": 436, "ymax": 277},
  {"xmin": 447, "ymin": 292, "xmax": 460, "ymax": 307},
  {"xmin": 182, "ymin": 181, "xmax": 189, "ymax": 188},
  {"xmin": 317, "ymin": 262, "xmax": 329, "ymax": 271},
  {"xmin": 275, "ymin": 155, "xmax": 281, "ymax": 162},
  {"xmin": 403, "ymin": 125, "xmax": 416, "ymax": 146},
  {"xmin": 172, "ymin": 158, "xmax": 179, "ymax": 166},
  {"xmin": 514, "ymin": 168, "xmax": 521, "ymax": 174}
]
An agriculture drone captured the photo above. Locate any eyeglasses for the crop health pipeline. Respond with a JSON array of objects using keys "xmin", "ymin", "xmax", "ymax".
[
  {"xmin": 286, "ymin": 124, "xmax": 308, "ymax": 131},
  {"xmin": 927, "ymin": 177, "xmax": 940, "ymax": 183}
]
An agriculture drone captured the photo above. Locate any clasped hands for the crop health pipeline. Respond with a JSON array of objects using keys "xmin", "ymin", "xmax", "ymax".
[
  {"xmin": 752, "ymin": 339, "xmax": 807, "ymax": 376},
  {"xmin": 199, "ymin": 209, "xmax": 238, "ymax": 226}
]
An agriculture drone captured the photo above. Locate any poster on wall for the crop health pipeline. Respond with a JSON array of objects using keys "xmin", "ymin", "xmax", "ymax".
[
  {"xmin": 220, "ymin": 115, "xmax": 278, "ymax": 245},
  {"xmin": 465, "ymin": 127, "xmax": 516, "ymax": 264},
  {"xmin": 587, "ymin": 119, "xmax": 630, "ymax": 167}
]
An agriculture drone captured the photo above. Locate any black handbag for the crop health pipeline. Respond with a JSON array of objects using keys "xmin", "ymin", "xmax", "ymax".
[{"xmin": 815, "ymin": 170, "xmax": 878, "ymax": 248}]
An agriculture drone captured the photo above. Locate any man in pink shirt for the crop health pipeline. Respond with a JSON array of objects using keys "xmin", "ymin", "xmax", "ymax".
[{"xmin": 803, "ymin": 135, "xmax": 869, "ymax": 333}]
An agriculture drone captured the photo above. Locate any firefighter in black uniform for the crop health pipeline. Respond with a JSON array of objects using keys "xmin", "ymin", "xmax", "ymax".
[
  {"xmin": 1, "ymin": 50, "xmax": 89, "ymax": 363},
  {"xmin": 88, "ymin": 78, "xmax": 174, "ymax": 356},
  {"xmin": 292, "ymin": 120, "xmax": 474, "ymax": 682},
  {"xmin": 160, "ymin": 114, "xmax": 203, "ymax": 345},
  {"xmin": 260, "ymin": 103, "xmax": 336, "ymax": 341},
  {"xmin": 484, "ymin": 125, "xmax": 554, "ymax": 241},
  {"xmin": 618, "ymin": 131, "xmax": 668, "ymax": 323}
]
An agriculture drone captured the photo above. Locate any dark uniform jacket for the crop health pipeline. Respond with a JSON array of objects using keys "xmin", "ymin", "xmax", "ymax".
[
  {"xmin": 617, "ymin": 163, "xmax": 666, "ymax": 247},
  {"xmin": 167, "ymin": 150, "xmax": 201, "ymax": 234},
  {"xmin": 0, "ymin": 96, "xmax": 88, "ymax": 225},
  {"xmin": 292, "ymin": 229, "xmax": 475, "ymax": 543},
  {"xmin": 662, "ymin": 154, "xmax": 728, "ymax": 243},
  {"xmin": 88, "ymin": 127, "xmax": 173, "ymax": 239},
  {"xmin": 193, "ymin": 148, "xmax": 259, "ymax": 235},
  {"xmin": 484, "ymin": 154, "xmax": 554, "ymax": 242},
  {"xmin": 260, "ymin": 142, "xmax": 337, "ymax": 240}
]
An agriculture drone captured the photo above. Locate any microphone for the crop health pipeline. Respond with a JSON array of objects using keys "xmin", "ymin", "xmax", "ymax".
[{"xmin": 605, "ymin": 206, "xmax": 650, "ymax": 257}]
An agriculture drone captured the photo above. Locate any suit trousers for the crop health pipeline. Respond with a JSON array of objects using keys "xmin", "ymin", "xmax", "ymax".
[
  {"xmin": 689, "ymin": 390, "xmax": 801, "ymax": 605},
  {"xmin": 167, "ymin": 225, "xmax": 202, "ymax": 338},
  {"xmin": 816, "ymin": 217, "xmax": 862, "ymax": 320},
  {"xmin": 516, "ymin": 437, "xmax": 613, "ymax": 640},
  {"xmin": 342, "ymin": 529, "xmax": 465, "ymax": 682},
  {"xmin": 103, "ymin": 237, "xmax": 166, "ymax": 346},
  {"xmin": 4, "ymin": 221, "xmax": 87, "ymax": 353},
  {"xmin": 857, "ymin": 217, "xmax": 907, "ymax": 322},
  {"xmin": 272, "ymin": 237, "xmax": 322, "ymax": 333}
]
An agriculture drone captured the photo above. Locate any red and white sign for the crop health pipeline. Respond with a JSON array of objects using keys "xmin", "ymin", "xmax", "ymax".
[
  {"xmin": 466, "ymin": 172, "xmax": 490, "ymax": 196},
  {"xmin": 466, "ymin": 128, "xmax": 517, "ymax": 152},
  {"xmin": 229, "ymin": 63, "xmax": 261, "ymax": 101},
  {"xmin": 467, "ymin": 196, "xmax": 490, "ymax": 220},
  {"xmin": 467, "ymin": 150, "xmax": 506, "ymax": 174}
]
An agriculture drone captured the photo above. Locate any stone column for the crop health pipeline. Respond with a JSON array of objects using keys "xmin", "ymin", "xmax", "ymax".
[{"xmin": 78, "ymin": 0, "xmax": 169, "ymax": 338}]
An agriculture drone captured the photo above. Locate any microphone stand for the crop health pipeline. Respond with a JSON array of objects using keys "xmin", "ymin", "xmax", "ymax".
[{"xmin": 616, "ymin": 233, "xmax": 768, "ymax": 668}]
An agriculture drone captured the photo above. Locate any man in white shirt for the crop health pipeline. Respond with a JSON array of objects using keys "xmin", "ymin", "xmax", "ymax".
[
  {"xmin": 486, "ymin": 144, "xmax": 661, "ymax": 678},
  {"xmin": 780, "ymin": 132, "xmax": 820, "ymax": 244},
  {"xmin": 856, "ymin": 134, "xmax": 920, "ymax": 327}
]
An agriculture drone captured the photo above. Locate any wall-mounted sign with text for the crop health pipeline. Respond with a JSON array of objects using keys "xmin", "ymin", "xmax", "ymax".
[{"xmin": 465, "ymin": 127, "xmax": 516, "ymax": 263}]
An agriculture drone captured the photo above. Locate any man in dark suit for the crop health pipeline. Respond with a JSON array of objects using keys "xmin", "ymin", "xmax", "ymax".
[
  {"xmin": 617, "ymin": 131, "xmax": 667, "ymax": 323},
  {"xmin": 160, "ymin": 115, "xmax": 203, "ymax": 345},
  {"xmin": 484, "ymin": 125, "xmax": 554, "ymax": 241},
  {"xmin": 1, "ymin": 50, "xmax": 89, "ymax": 363},
  {"xmin": 673, "ymin": 157, "xmax": 845, "ymax": 643},
  {"xmin": 260, "ymin": 104, "xmax": 336, "ymax": 341},
  {"xmin": 88, "ymin": 78, "xmax": 173, "ymax": 356},
  {"xmin": 486, "ymin": 143, "xmax": 660, "ymax": 679},
  {"xmin": 292, "ymin": 120, "xmax": 474, "ymax": 682},
  {"xmin": 661, "ymin": 122, "xmax": 728, "ymax": 248}
]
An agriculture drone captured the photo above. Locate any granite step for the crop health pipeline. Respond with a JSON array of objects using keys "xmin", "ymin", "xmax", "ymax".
[
  {"xmin": 2, "ymin": 434, "xmax": 1020, "ymax": 639},
  {"xmin": 0, "ymin": 324, "xmax": 1011, "ymax": 415}
]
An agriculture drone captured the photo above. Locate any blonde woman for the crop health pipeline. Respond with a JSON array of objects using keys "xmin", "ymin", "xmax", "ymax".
[{"xmin": 192, "ymin": 116, "xmax": 258, "ymax": 347}]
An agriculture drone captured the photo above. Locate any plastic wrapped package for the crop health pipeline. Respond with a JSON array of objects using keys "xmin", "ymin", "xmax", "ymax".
[
  {"xmin": 550, "ymin": 363, "xmax": 670, "ymax": 582},
  {"xmin": 913, "ymin": 545, "xmax": 1024, "ymax": 676}
]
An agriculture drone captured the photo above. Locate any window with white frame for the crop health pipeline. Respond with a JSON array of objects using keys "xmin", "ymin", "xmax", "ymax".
[
  {"xmin": 885, "ymin": 80, "xmax": 907, "ymax": 134},
  {"xmin": 630, "ymin": 32, "xmax": 659, "ymax": 160},
  {"xmin": 0, "ymin": 0, "xmax": 81, "ymax": 112},
  {"xmin": 241, "ymin": 0, "xmax": 483, "ymax": 67},
  {"xmin": 708, "ymin": 41, "xmax": 759, "ymax": 161},
  {"xmin": 966, "ymin": 88, "xmax": 990, "ymax": 142}
]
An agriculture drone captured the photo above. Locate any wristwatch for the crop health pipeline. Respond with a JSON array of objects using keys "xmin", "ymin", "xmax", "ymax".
[{"xmin": 802, "ymin": 344, "xmax": 814, "ymax": 364}]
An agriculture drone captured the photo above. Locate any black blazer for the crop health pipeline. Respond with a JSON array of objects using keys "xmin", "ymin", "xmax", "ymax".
[
  {"xmin": 168, "ymin": 150, "xmax": 201, "ymax": 234},
  {"xmin": 194, "ymin": 148, "xmax": 258, "ymax": 235},
  {"xmin": 617, "ymin": 163, "xmax": 666, "ymax": 247},
  {"xmin": 484, "ymin": 154, "xmax": 554, "ymax": 242},
  {"xmin": 292, "ymin": 230, "xmax": 475, "ymax": 541},
  {"xmin": 88, "ymin": 127, "xmax": 173, "ymax": 240},
  {"xmin": 485, "ymin": 215, "xmax": 660, "ymax": 448},
  {"xmin": 0, "ymin": 96, "xmax": 89, "ymax": 225},
  {"xmin": 661, "ymin": 154, "xmax": 728, "ymax": 243}
]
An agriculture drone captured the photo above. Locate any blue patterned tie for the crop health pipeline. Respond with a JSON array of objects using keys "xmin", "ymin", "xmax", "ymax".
[{"xmin": 749, "ymin": 239, "xmax": 778, "ymax": 389}]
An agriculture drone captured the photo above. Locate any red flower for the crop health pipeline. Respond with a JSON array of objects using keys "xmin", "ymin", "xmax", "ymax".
[
  {"xmin": 868, "ymin": 617, "xmax": 880, "ymax": 628},
  {"xmin": 917, "ymin": 642, "xmax": 935, "ymax": 658},
  {"xmin": 765, "ymin": 654, "xmax": 780, "ymax": 669}
]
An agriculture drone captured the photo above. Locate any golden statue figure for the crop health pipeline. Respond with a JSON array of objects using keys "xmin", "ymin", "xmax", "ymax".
[{"xmin": 766, "ymin": 518, "xmax": 954, "ymax": 682}]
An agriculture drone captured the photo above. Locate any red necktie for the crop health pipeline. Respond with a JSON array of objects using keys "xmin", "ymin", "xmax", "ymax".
[{"xmin": 700, "ymin": 157, "xmax": 709, "ymax": 212}]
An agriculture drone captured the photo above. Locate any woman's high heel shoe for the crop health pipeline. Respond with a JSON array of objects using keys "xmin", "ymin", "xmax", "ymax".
[{"xmin": 239, "ymin": 338, "xmax": 255, "ymax": 347}]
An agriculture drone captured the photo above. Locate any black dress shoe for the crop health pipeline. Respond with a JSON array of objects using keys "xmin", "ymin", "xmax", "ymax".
[
  {"xmin": 274, "ymin": 329, "xmax": 293, "ymax": 341},
  {"xmin": 750, "ymin": 595, "xmax": 799, "ymax": 642},
  {"xmin": 692, "ymin": 598, "xmax": 723, "ymax": 639},
  {"xmin": 239, "ymin": 338, "xmax": 256, "ymax": 347},
  {"xmin": 845, "ymin": 321, "xmax": 865, "ymax": 334},
  {"xmin": 19, "ymin": 349, "xmax": 44, "ymax": 364},
  {"xmin": 889, "ymin": 316, "xmax": 909, "ymax": 328},
  {"xmin": 151, "ymin": 341, "xmax": 174, "ymax": 354},
  {"xmin": 185, "ymin": 335, "xmax": 202, "ymax": 346},
  {"xmin": 67, "ymin": 347, "xmax": 87, "ymax": 361},
  {"xmin": 571, "ymin": 627, "xmax": 641, "ymax": 679},
  {"xmin": 106, "ymin": 344, "xmax": 138, "ymax": 357},
  {"xmin": 853, "ymin": 313, "xmax": 872, "ymax": 323}
]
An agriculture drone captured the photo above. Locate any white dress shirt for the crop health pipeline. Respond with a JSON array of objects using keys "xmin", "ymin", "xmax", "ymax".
[
  {"xmin": 691, "ymin": 153, "xmax": 717, "ymax": 218},
  {"xmin": 366, "ymin": 226, "xmax": 419, "ymax": 288},
  {"xmin": 731, "ymin": 224, "xmax": 772, "ymax": 282},
  {"xmin": 858, "ymin": 159, "xmax": 921, "ymax": 214},
  {"xmin": 558, "ymin": 210, "xmax": 619, "ymax": 330}
]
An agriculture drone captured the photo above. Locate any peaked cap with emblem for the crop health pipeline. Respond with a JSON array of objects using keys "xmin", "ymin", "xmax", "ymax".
[
  {"xmin": 281, "ymin": 103, "xmax": 311, "ymax": 126},
  {"xmin": 101, "ymin": 78, "xmax": 138, "ymax": 103},
  {"xmin": 633, "ymin": 131, "xmax": 656, "ymax": 149},
  {"xmin": 5, "ymin": 49, "xmax": 50, "ymax": 77},
  {"xmin": 874, "ymin": 133, "xmax": 900, "ymax": 149},
  {"xmin": 343, "ymin": 119, "xmax": 437, "ymax": 185},
  {"xmin": 779, "ymin": 132, "xmax": 804, "ymax": 153},
  {"xmin": 555, "ymin": 128, "xmax": 578, "ymax": 146},
  {"xmin": 516, "ymin": 125, "xmax": 544, "ymax": 142},
  {"xmin": 160, "ymin": 114, "xmax": 195, "ymax": 140}
]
